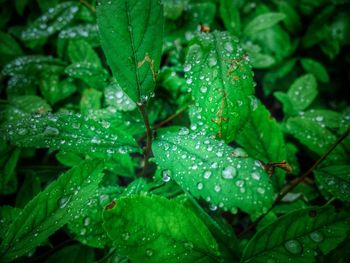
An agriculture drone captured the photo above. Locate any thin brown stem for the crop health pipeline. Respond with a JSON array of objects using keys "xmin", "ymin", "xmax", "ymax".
[
  {"xmin": 138, "ymin": 103, "xmax": 152, "ymax": 176},
  {"xmin": 79, "ymin": 0, "xmax": 96, "ymax": 13},
  {"xmin": 239, "ymin": 127, "xmax": 350, "ymax": 238}
]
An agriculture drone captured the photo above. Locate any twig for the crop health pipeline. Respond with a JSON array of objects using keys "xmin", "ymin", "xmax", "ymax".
[
  {"xmin": 79, "ymin": 0, "xmax": 96, "ymax": 13},
  {"xmin": 138, "ymin": 103, "xmax": 153, "ymax": 176},
  {"xmin": 239, "ymin": 127, "xmax": 350, "ymax": 238}
]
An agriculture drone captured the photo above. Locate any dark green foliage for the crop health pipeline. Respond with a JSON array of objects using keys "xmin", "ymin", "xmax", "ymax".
[{"xmin": 0, "ymin": 0, "xmax": 349, "ymax": 263}]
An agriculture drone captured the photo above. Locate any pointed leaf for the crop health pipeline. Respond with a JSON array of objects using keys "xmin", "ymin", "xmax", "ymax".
[
  {"xmin": 68, "ymin": 39, "xmax": 101, "ymax": 66},
  {"xmin": 300, "ymin": 58, "xmax": 329, "ymax": 83},
  {"xmin": 153, "ymin": 130, "xmax": 274, "ymax": 217},
  {"xmin": 97, "ymin": 0, "xmax": 164, "ymax": 103},
  {"xmin": 243, "ymin": 13, "xmax": 286, "ymax": 36},
  {"xmin": 315, "ymin": 166, "xmax": 350, "ymax": 202},
  {"xmin": 0, "ymin": 159, "xmax": 104, "ymax": 261},
  {"xmin": 186, "ymin": 31, "xmax": 254, "ymax": 142},
  {"xmin": 220, "ymin": 0, "xmax": 240, "ymax": 35},
  {"xmin": 241, "ymin": 206, "xmax": 350, "ymax": 262},
  {"xmin": 1, "ymin": 112, "xmax": 139, "ymax": 156},
  {"xmin": 103, "ymin": 195, "xmax": 220, "ymax": 263}
]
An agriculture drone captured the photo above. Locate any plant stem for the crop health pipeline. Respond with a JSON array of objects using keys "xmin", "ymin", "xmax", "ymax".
[
  {"xmin": 138, "ymin": 103, "xmax": 152, "ymax": 176},
  {"xmin": 79, "ymin": 0, "xmax": 96, "ymax": 12},
  {"xmin": 153, "ymin": 105, "xmax": 189, "ymax": 130},
  {"xmin": 239, "ymin": 127, "xmax": 350, "ymax": 238}
]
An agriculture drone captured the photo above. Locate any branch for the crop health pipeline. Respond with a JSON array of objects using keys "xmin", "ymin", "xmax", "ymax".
[
  {"xmin": 239, "ymin": 127, "xmax": 350, "ymax": 238},
  {"xmin": 138, "ymin": 103, "xmax": 153, "ymax": 176}
]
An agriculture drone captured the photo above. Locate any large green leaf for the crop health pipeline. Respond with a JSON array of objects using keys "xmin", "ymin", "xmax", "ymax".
[
  {"xmin": 0, "ymin": 159, "xmax": 105, "ymax": 261},
  {"xmin": 241, "ymin": 206, "xmax": 350, "ymax": 262},
  {"xmin": 186, "ymin": 31, "xmax": 254, "ymax": 142},
  {"xmin": 1, "ymin": 112, "xmax": 139, "ymax": 156},
  {"xmin": 236, "ymin": 99, "xmax": 287, "ymax": 187},
  {"xmin": 315, "ymin": 166, "xmax": 350, "ymax": 202},
  {"xmin": 97, "ymin": 0, "xmax": 164, "ymax": 103},
  {"xmin": 103, "ymin": 195, "xmax": 220, "ymax": 263},
  {"xmin": 153, "ymin": 130, "xmax": 274, "ymax": 217}
]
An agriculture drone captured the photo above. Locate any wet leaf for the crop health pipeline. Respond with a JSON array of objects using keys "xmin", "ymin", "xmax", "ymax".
[
  {"xmin": 300, "ymin": 58, "xmax": 329, "ymax": 83},
  {"xmin": 243, "ymin": 13, "xmax": 286, "ymax": 36},
  {"xmin": 153, "ymin": 130, "xmax": 274, "ymax": 217},
  {"xmin": 103, "ymin": 195, "xmax": 220, "ymax": 263}
]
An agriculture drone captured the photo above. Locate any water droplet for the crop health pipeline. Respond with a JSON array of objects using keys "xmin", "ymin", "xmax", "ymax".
[
  {"xmin": 315, "ymin": 116, "xmax": 324, "ymax": 122},
  {"xmin": 184, "ymin": 64, "xmax": 192, "ymax": 72},
  {"xmin": 44, "ymin": 126, "xmax": 59, "ymax": 136},
  {"xmin": 200, "ymin": 86, "xmax": 208, "ymax": 93},
  {"xmin": 57, "ymin": 195, "xmax": 71, "ymax": 208},
  {"xmin": 208, "ymin": 57, "xmax": 217, "ymax": 67},
  {"xmin": 257, "ymin": 187, "xmax": 265, "ymax": 194},
  {"xmin": 235, "ymin": 180, "xmax": 244, "ymax": 187},
  {"xmin": 284, "ymin": 240, "xmax": 303, "ymax": 255},
  {"xmin": 178, "ymin": 127, "xmax": 189, "ymax": 135},
  {"xmin": 209, "ymin": 203, "xmax": 217, "ymax": 211},
  {"xmin": 184, "ymin": 242, "xmax": 194, "ymax": 250},
  {"xmin": 17, "ymin": 128, "xmax": 28, "ymax": 135},
  {"xmin": 83, "ymin": 217, "xmax": 90, "ymax": 226},
  {"xmin": 309, "ymin": 231, "xmax": 324, "ymax": 243},
  {"xmin": 162, "ymin": 170, "xmax": 171, "ymax": 182},
  {"xmin": 251, "ymin": 172, "xmax": 261, "ymax": 180},
  {"xmin": 197, "ymin": 182, "xmax": 203, "ymax": 190},
  {"xmin": 214, "ymin": 185, "xmax": 221, "ymax": 192},
  {"xmin": 145, "ymin": 249, "xmax": 153, "ymax": 257},
  {"xmin": 122, "ymin": 232, "xmax": 130, "ymax": 240},
  {"xmin": 203, "ymin": 171, "xmax": 212, "ymax": 179},
  {"xmin": 222, "ymin": 166, "xmax": 236, "ymax": 179},
  {"xmin": 91, "ymin": 137, "xmax": 101, "ymax": 144}
]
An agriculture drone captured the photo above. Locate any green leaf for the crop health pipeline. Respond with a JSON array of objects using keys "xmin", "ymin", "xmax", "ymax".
[
  {"xmin": 68, "ymin": 39, "xmax": 101, "ymax": 66},
  {"xmin": 15, "ymin": 173, "xmax": 41, "ymax": 208},
  {"xmin": 243, "ymin": 12, "xmax": 286, "ymax": 36},
  {"xmin": 277, "ymin": 1, "xmax": 301, "ymax": 33},
  {"xmin": 285, "ymin": 117, "xmax": 347, "ymax": 164},
  {"xmin": 103, "ymin": 195, "xmax": 220, "ymax": 263},
  {"xmin": 153, "ymin": 130, "xmax": 274, "ymax": 217},
  {"xmin": 315, "ymin": 166, "xmax": 350, "ymax": 202},
  {"xmin": 300, "ymin": 58, "xmax": 330, "ymax": 83},
  {"xmin": 0, "ymin": 159, "xmax": 105, "ymax": 261},
  {"xmin": 58, "ymin": 24, "xmax": 99, "ymax": 46},
  {"xmin": 20, "ymin": 2, "xmax": 80, "ymax": 47},
  {"xmin": 44, "ymin": 244, "xmax": 94, "ymax": 263},
  {"xmin": 241, "ymin": 206, "xmax": 350, "ymax": 262},
  {"xmin": 248, "ymin": 52, "xmax": 276, "ymax": 69},
  {"xmin": 301, "ymin": 109, "xmax": 343, "ymax": 129},
  {"xmin": 274, "ymin": 91, "xmax": 296, "ymax": 116},
  {"xmin": 97, "ymin": 0, "xmax": 164, "ymax": 103},
  {"xmin": 2, "ymin": 55, "xmax": 66, "ymax": 77},
  {"xmin": 287, "ymin": 74, "xmax": 318, "ymax": 112},
  {"xmin": 65, "ymin": 62, "xmax": 108, "ymax": 90},
  {"xmin": 163, "ymin": 0, "xmax": 187, "ymax": 20},
  {"xmin": 186, "ymin": 31, "xmax": 254, "ymax": 142},
  {"xmin": 0, "ymin": 31, "xmax": 23, "ymax": 62},
  {"xmin": 0, "ymin": 206, "xmax": 21, "ymax": 240},
  {"xmin": 220, "ymin": 0, "xmax": 240, "ymax": 35},
  {"xmin": 1, "ymin": 112, "xmax": 139, "ymax": 156},
  {"xmin": 2, "ymin": 95, "xmax": 51, "ymax": 121},
  {"xmin": 56, "ymin": 151, "xmax": 83, "ymax": 167},
  {"xmin": 0, "ymin": 143, "xmax": 20, "ymax": 195},
  {"xmin": 68, "ymin": 186, "xmax": 122, "ymax": 248},
  {"xmin": 236, "ymin": 99, "xmax": 287, "ymax": 186},
  {"xmin": 15, "ymin": 0, "xmax": 29, "ymax": 15}
]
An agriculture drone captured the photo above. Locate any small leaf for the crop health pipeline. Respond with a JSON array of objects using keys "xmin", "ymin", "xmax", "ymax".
[
  {"xmin": 153, "ymin": 130, "xmax": 274, "ymax": 217},
  {"xmin": 0, "ymin": 143, "xmax": 20, "ymax": 195},
  {"xmin": 285, "ymin": 117, "xmax": 347, "ymax": 164},
  {"xmin": 1, "ymin": 112, "xmax": 139, "ymax": 156},
  {"xmin": 301, "ymin": 109, "xmax": 343, "ymax": 129},
  {"xmin": 20, "ymin": 2, "xmax": 80, "ymax": 47},
  {"xmin": 97, "ymin": 0, "xmax": 164, "ymax": 103},
  {"xmin": 186, "ymin": 31, "xmax": 254, "ymax": 142},
  {"xmin": 68, "ymin": 39, "xmax": 101, "ymax": 66},
  {"xmin": 103, "ymin": 195, "xmax": 220, "ymax": 262},
  {"xmin": 243, "ymin": 13, "xmax": 286, "ymax": 36},
  {"xmin": 80, "ymin": 88, "xmax": 102, "ymax": 114},
  {"xmin": 300, "ymin": 58, "xmax": 330, "ymax": 83},
  {"xmin": 220, "ymin": 0, "xmax": 240, "ymax": 35},
  {"xmin": 0, "ymin": 31, "xmax": 23, "ymax": 62},
  {"xmin": 0, "ymin": 159, "xmax": 104, "ymax": 261},
  {"xmin": 2, "ymin": 55, "xmax": 66, "ymax": 77},
  {"xmin": 104, "ymin": 82, "xmax": 136, "ymax": 112},
  {"xmin": 315, "ymin": 166, "xmax": 350, "ymax": 202},
  {"xmin": 241, "ymin": 206, "xmax": 350, "ymax": 262},
  {"xmin": 287, "ymin": 74, "xmax": 318, "ymax": 112},
  {"xmin": 39, "ymin": 74, "xmax": 75, "ymax": 105},
  {"xmin": 274, "ymin": 91, "xmax": 296, "ymax": 116}
]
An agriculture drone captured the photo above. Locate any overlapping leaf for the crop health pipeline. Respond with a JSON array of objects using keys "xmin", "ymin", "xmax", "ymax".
[
  {"xmin": 186, "ymin": 31, "xmax": 254, "ymax": 142},
  {"xmin": 153, "ymin": 130, "xmax": 274, "ymax": 217},
  {"xmin": 97, "ymin": 0, "xmax": 164, "ymax": 102},
  {"xmin": 1, "ymin": 112, "xmax": 139, "ymax": 156},
  {"xmin": 103, "ymin": 195, "xmax": 220, "ymax": 263},
  {"xmin": 241, "ymin": 206, "xmax": 350, "ymax": 262},
  {"xmin": 0, "ymin": 159, "xmax": 104, "ymax": 261}
]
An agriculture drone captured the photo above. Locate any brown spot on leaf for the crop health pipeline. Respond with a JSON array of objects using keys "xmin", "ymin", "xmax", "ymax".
[{"xmin": 105, "ymin": 200, "xmax": 116, "ymax": 210}]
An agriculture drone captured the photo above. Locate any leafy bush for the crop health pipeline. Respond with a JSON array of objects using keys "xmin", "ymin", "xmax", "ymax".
[{"xmin": 0, "ymin": 0, "xmax": 350, "ymax": 262}]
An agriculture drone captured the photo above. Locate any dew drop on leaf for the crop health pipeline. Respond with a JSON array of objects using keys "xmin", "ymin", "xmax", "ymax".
[
  {"xmin": 162, "ymin": 170, "xmax": 171, "ymax": 182},
  {"xmin": 44, "ymin": 126, "xmax": 59, "ymax": 136},
  {"xmin": 203, "ymin": 171, "xmax": 212, "ymax": 179},
  {"xmin": 309, "ymin": 231, "xmax": 324, "ymax": 243},
  {"xmin": 284, "ymin": 239, "xmax": 303, "ymax": 255},
  {"xmin": 57, "ymin": 195, "xmax": 71, "ymax": 208},
  {"xmin": 222, "ymin": 166, "xmax": 237, "ymax": 179},
  {"xmin": 197, "ymin": 182, "xmax": 203, "ymax": 190},
  {"xmin": 145, "ymin": 249, "xmax": 153, "ymax": 257}
]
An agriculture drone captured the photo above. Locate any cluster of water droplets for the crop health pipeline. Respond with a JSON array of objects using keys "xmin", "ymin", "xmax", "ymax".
[
  {"xmin": 105, "ymin": 83, "xmax": 136, "ymax": 111},
  {"xmin": 155, "ymin": 128, "xmax": 274, "ymax": 214},
  {"xmin": 21, "ymin": 2, "xmax": 79, "ymax": 41},
  {"xmin": 59, "ymin": 24, "xmax": 99, "ymax": 44}
]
